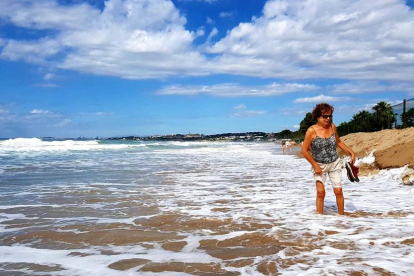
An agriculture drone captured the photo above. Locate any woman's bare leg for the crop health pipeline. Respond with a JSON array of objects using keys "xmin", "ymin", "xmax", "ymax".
[
  {"xmin": 333, "ymin": 187, "xmax": 344, "ymax": 215},
  {"xmin": 316, "ymin": 181, "xmax": 325, "ymax": 214}
]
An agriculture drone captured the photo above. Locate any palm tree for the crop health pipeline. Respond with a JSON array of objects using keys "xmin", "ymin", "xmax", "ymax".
[
  {"xmin": 351, "ymin": 110, "xmax": 373, "ymax": 132},
  {"xmin": 372, "ymin": 101, "xmax": 394, "ymax": 130}
]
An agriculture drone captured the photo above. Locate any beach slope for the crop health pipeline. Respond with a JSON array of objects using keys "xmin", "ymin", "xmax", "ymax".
[{"xmin": 339, "ymin": 127, "xmax": 414, "ymax": 169}]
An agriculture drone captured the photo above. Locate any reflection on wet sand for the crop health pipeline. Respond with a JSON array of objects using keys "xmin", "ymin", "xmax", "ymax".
[
  {"xmin": 108, "ymin": 258, "xmax": 150, "ymax": 271},
  {"xmin": 0, "ymin": 262, "xmax": 65, "ymax": 273},
  {"xmin": 346, "ymin": 211, "xmax": 414, "ymax": 218},
  {"xmin": 141, "ymin": 262, "xmax": 239, "ymax": 275},
  {"xmin": 2, "ymin": 206, "xmax": 408, "ymax": 275},
  {"xmin": 2, "ymin": 195, "xmax": 414, "ymax": 275}
]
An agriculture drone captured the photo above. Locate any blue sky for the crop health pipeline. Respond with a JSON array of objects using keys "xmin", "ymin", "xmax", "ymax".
[{"xmin": 1, "ymin": 0, "xmax": 414, "ymax": 138}]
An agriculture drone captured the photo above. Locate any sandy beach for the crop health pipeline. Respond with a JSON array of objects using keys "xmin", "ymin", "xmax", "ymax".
[
  {"xmin": 339, "ymin": 127, "xmax": 414, "ymax": 169},
  {"xmin": 1, "ymin": 139, "xmax": 414, "ymax": 275}
]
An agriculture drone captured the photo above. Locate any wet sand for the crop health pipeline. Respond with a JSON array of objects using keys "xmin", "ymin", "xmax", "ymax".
[
  {"xmin": 1, "ymin": 141, "xmax": 414, "ymax": 275},
  {"xmin": 2, "ymin": 174, "xmax": 414, "ymax": 275}
]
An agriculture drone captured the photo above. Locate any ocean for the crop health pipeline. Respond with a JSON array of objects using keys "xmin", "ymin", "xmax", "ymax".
[{"xmin": 0, "ymin": 138, "xmax": 413, "ymax": 275}]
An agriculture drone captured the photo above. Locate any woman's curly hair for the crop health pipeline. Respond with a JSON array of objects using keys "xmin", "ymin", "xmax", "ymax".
[{"xmin": 312, "ymin": 103, "xmax": 334, "ymax": 120}]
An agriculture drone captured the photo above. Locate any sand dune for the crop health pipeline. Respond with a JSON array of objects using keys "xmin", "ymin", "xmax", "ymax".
[{"xmin": 340, "ymin": 127, "xmax": 414, "ymax": 169}]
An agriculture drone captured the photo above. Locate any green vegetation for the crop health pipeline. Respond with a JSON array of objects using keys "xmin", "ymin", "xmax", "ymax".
[
  {"xmin": 272, "ymin": 129, "xmax": 303, "ymax": 143},
  {"xmin": 299, "ymin": 112, "xmax": 316, "ymax": 133},
  {"xmin": 401, "ymin": 108, "xmax": 414, "ymax": 127},
  {"xmin": 372, "ymin": 101, "xmax": 395, "ymax": 130},
  {"xmin": 336, "ymin": 101, "xmax": 396, "ymax": 136}
]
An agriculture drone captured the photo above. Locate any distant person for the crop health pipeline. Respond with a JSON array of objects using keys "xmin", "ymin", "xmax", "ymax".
[
  {"xmin": 282, "ymin": 140, "xmax": 286, "ymax": 153},
  {"xmin": 301, "ymin": 103, "xmax": 355, "ymax": 215},
  {"xmin": 285, "ymin": 140, "xmax": 291, "ymax": 151}
]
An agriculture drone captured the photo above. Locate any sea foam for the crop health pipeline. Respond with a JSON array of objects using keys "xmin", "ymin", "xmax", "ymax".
[
  {"xmin": 0, "ymin": 138, "xmax": 126, "ymax": 151},
  {"xmin": 1, "ymin": 142, "xmax": 413, "ymax": 275}
]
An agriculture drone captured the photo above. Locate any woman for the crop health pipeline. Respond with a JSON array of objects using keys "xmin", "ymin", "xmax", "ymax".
[{"xmin": 301, "ymin": 103, "xmax": 355, "ymax": 215}]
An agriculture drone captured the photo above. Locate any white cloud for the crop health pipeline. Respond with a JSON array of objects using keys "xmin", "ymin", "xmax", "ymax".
[
  {"xmin": 332, "ymin": 81, "xmax": 414, "ymax": 94},
  {"xmin": 206, "ymin": 16, "xmax": 215, "ymax": 24},
  {"xmin": 335, "ymin": 103, "xmax": 377, "ymax": 114},
  {"xmin": 0, "ymin": 1, "xmax": 99, "ymax": 30},
  {"xmin": 293, "ymin": 125, "xmax": 300, "ymax": 129},
  {"xmin": 30, "ymin": 109, "xmax": 50, "ymax": 114},
  {"xmin": 53, "ymin": 119, "xmax": 72, "ymax": 127},
  {"xmin": 196, "ymin": 27, "xmax": 205, "ymax": 37},
  {"xmin": 79, "ymin": 112, "xmax": 115, "ymax": 116},
  {"xmin": 1, "ymin": 38, "xmax": 62, "ymax": 63},
  {"xmin": 36, "ymin": 83, "xmax": 59, "ymax": 88},
  {"xmin": 0, "ymin": 0, "xmax": 207, "ymax": 79},
  {"xmin": 0, "ymin": 0, "xmax": 414, "ymax": 81},
  {"xmin": 0, "ymin": 108, "xmax": 9, "ymax": 114},
  {"xmin": 231, "ymin": 109, "xmax": 267, "ymax": 118},
  {"xmin": 44, "ymin": 73, "xmax": 54, "ymax": 80},
  {"xmin": 219, "ymin": 12, "xmax": 233, "ymax": 18},
  {"xmin": 293, "ymin": 94, "xmax": 351, "ymax": 103},
  {"xmin": 207, "ymin": 27, "xmax": 219, "ymax": 41},
  {"xmin": 157, "ymin": 82, "xmax": 319, "ymax": 97},
  {"xmin": 279, "ymin": 107, "xmax": 307, "ymax": 116},
  {"xmin": 233, "ymin": 104, "xmax": 246, "ymax": 109},
  {"xmin": 207, "ymin": 0, "xmax": 414, "ymax": 81},
  {"xmin": 95, "ymin": 112, "xmax": 114, "ymax": 116},
  {"xmin": 305, "ymin": 99, "xmax": 402, "ymax": 115},
  {"xmin": 0, "ymin": 108, "xmax": 74, "ymax": 135}
]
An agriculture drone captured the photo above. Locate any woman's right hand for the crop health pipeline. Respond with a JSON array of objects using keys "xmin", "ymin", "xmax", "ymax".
[
  {"xmin": 313, "ymin": 164, "xmax": 323, "ymax": 175},
  {"xmin": 350, "ymin": 152, "xmax": 356, "ymax": 164}
]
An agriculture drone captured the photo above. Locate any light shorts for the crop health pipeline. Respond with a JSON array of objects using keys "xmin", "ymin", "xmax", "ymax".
[{"xmin": 312, "ymin": 158, "xmax": 343, "ymax": 188}]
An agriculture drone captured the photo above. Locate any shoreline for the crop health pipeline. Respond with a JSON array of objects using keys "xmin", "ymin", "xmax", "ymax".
[{"xmin": 1, "ymin": 137, "xmax": 414, "ymax": 274}]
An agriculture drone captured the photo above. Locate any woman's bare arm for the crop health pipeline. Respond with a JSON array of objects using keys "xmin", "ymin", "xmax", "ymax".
[
  {"xmin": 301, "ymin": 128, "xmax": 322, "ymax": 174},
  {"xmin": 332, "ymin": 124, "xmax": 356, "ymax": 163}
]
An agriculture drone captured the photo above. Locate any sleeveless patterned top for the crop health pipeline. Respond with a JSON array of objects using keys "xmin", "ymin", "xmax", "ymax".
[{"xmin": 311, "ymin": 126, "xmax": 339, "ymax": 164}]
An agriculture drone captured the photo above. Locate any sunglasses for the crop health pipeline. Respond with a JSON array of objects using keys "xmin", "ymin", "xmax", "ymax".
[{"xmin": 321, "ymin": 115, "xmax": 333, "ymax": 119}]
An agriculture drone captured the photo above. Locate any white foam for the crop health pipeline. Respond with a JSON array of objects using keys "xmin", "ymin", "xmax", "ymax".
[
  {"xmin": 0, "ymin": 245, "xmax": 205, "ymax": 275},
  {"xmin": 356, "ymin": 150, "xmax": 376, "ymax": 165},
  {"xmin": 0, "ymin": 204, "xmax": 62, "ymax": 210},
  {"xmin": 0, "ymin": 213, "xmax": 30, "ymax": 232},
  {"xmin": 1, "ymin": 142, "xmax": 414, "ymax": 275},
  {"xmin": 1, "ymin": 137, "xmax": 44, "ymax": 146},
  {"xmin": 0, "ymin": 138, "xmax": 130, "ymax": 152}
]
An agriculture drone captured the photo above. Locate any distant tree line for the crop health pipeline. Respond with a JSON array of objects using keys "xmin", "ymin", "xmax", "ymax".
[
  {"xmin": 335, "ymin": 101, "xmax": 414, "ymax": 136},
  {"xmin": 335, "ymin": 101, "xmax": 396, "ymax": 136},
  {"xmin": 272, "ymin": 129, "xmax": 303, "ymax": 141},
  {"xmin": 109, "ymin": 132, "xmax": 270, "ymax": 141}
]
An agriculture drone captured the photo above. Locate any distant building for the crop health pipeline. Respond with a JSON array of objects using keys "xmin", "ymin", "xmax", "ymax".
[{"xmin": 184, "ymin": 133, "xmax": 202, "ymax": 138}]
